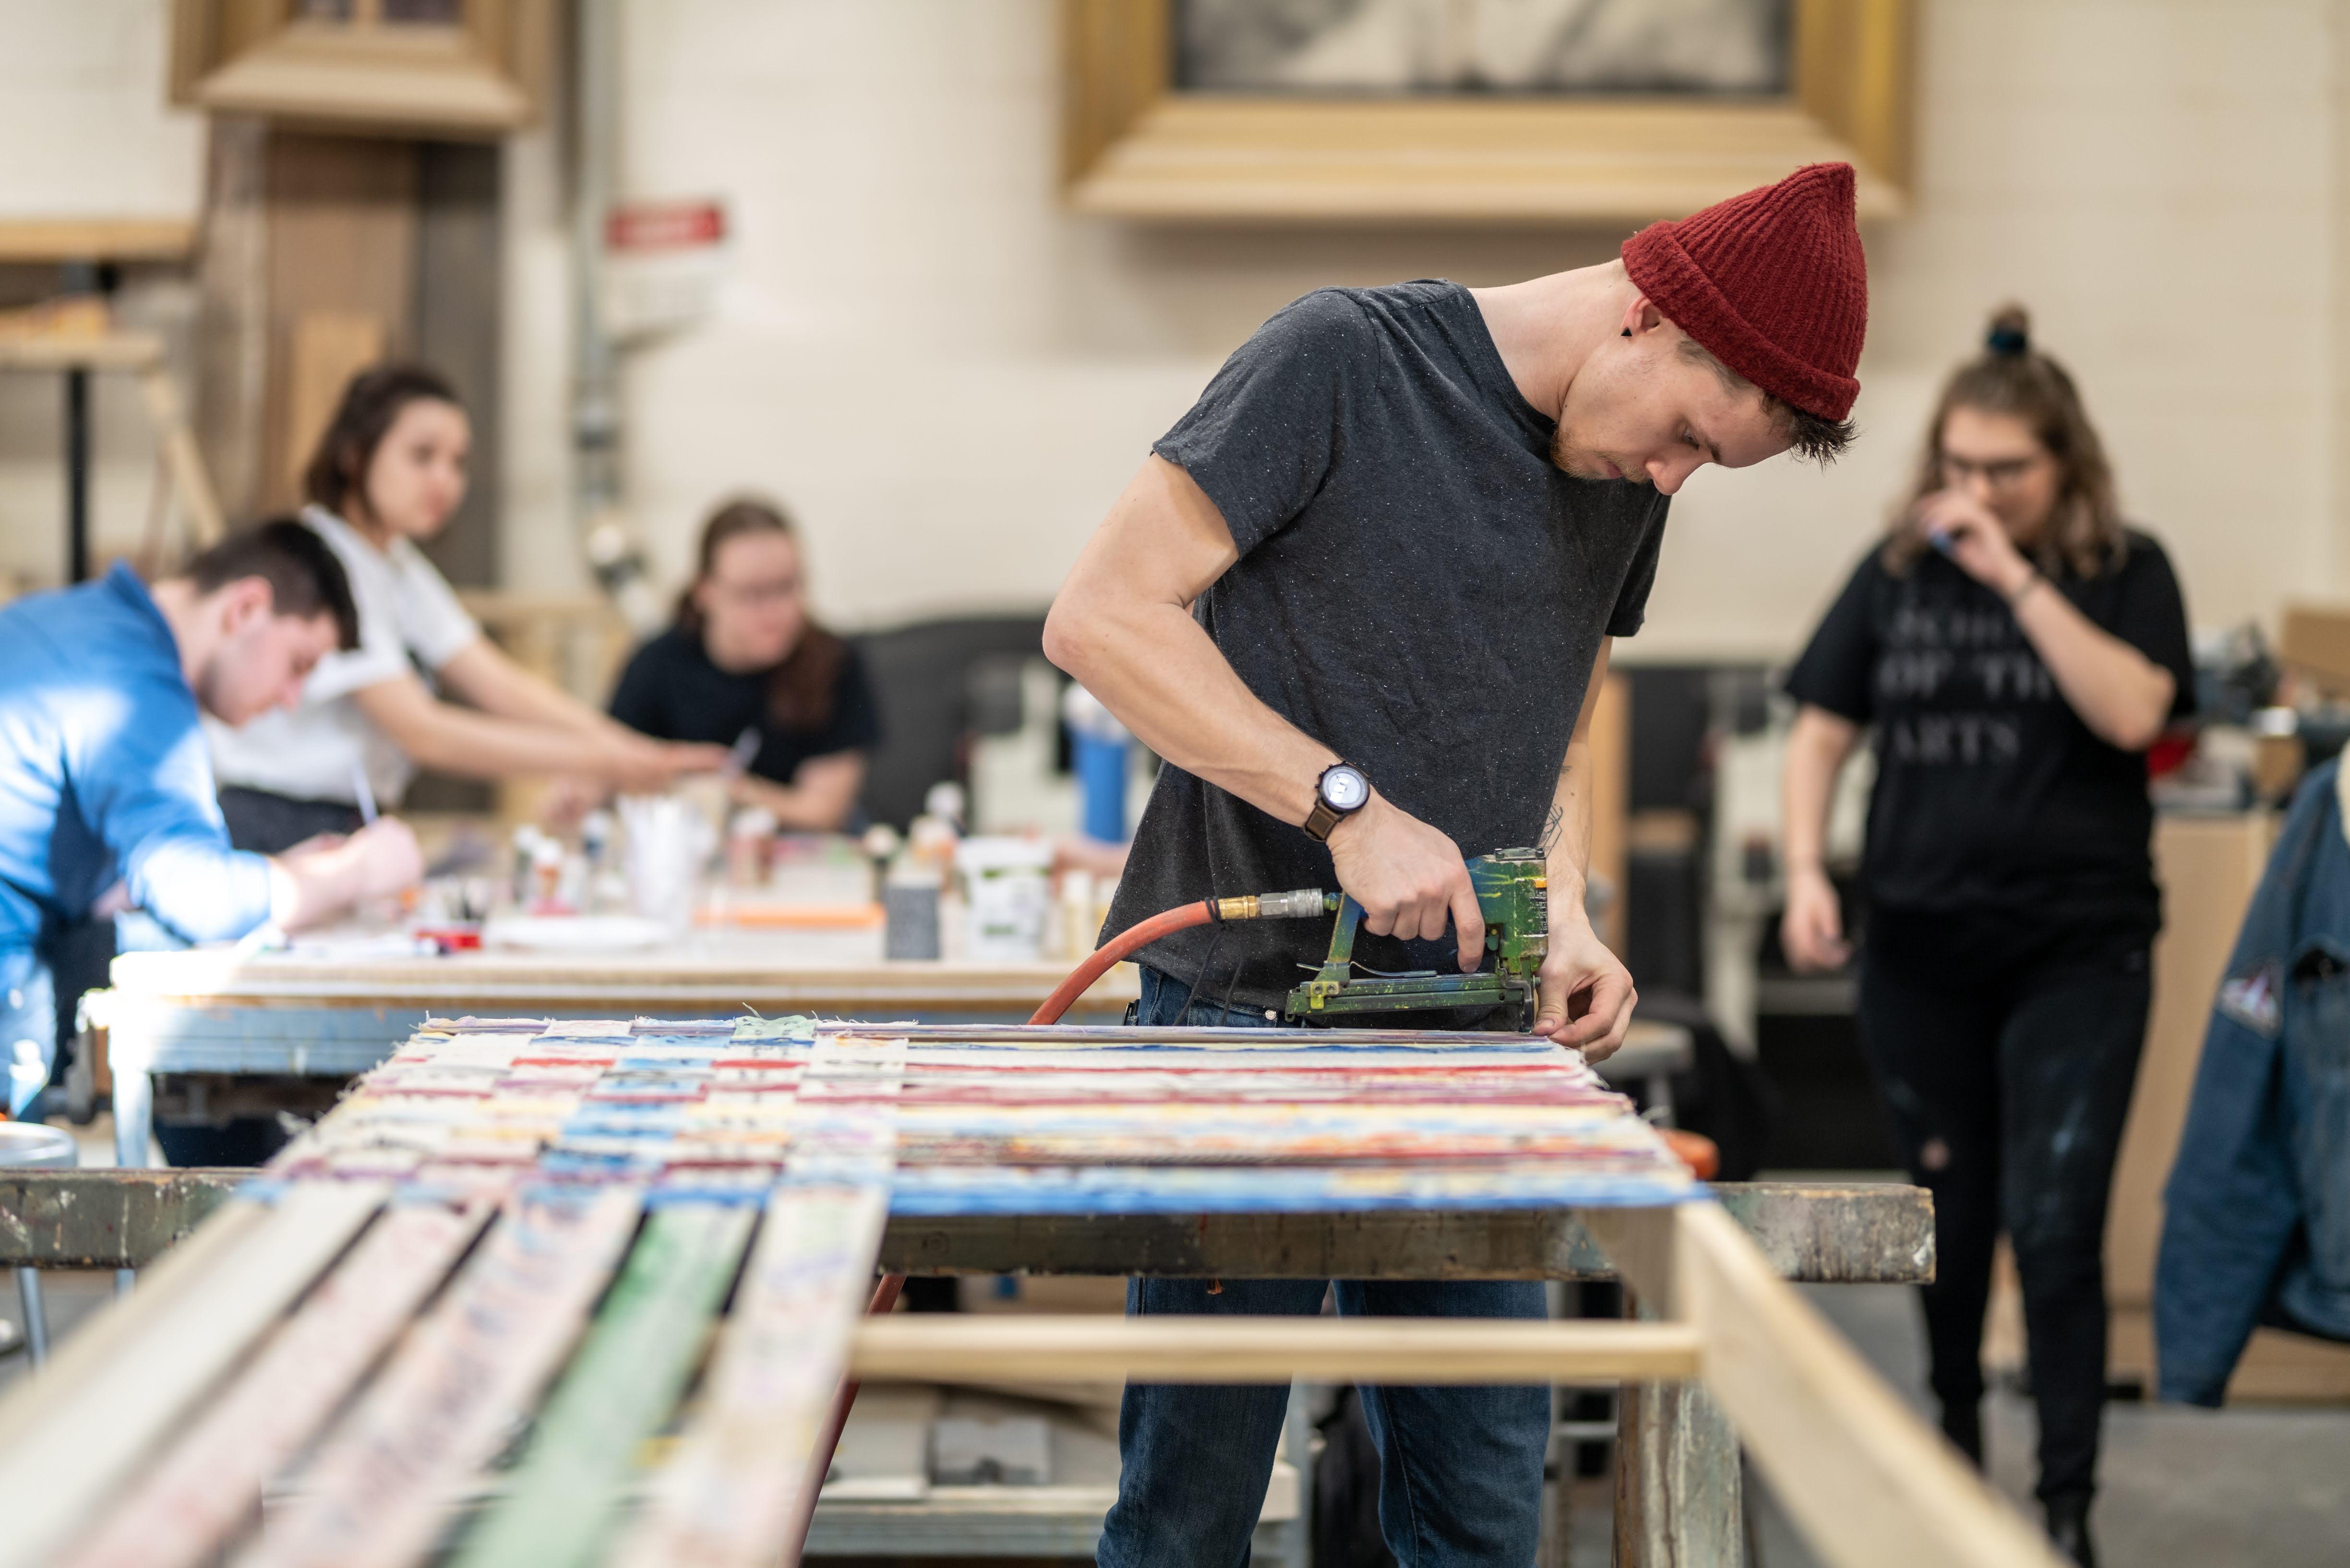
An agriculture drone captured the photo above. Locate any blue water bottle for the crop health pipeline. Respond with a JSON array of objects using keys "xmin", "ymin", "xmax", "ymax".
[{"xmin": 1062, "ymin": 683, "xmax": 1133, "ymax": 844}]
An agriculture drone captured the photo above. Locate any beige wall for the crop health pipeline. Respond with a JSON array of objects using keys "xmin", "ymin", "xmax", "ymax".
[
  {"xmin": 485, "ymin": 0, "xmax": 2347, "ymax": 664},
  {"xmin": 0, "ymin": 0, "xmax": 204, "ymax": 588},
  {"xmin": 0, "ymin": 0, "xmax": 2339, "ymax": 663}
]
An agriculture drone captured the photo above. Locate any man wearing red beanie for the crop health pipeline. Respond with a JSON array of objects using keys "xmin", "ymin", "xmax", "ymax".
[{"xmin": 1048, "ymin": 163, "xmax": 1866, "ymax": 1567}]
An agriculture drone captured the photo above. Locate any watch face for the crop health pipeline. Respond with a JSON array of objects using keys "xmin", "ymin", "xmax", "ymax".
[{"xmin": 1321, "ymin": 765, "xmax": 1369, "ymax": 812}]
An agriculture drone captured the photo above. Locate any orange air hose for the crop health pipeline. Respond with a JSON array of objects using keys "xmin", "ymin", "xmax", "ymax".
[{"xmin": 1023, "ymin": 899, "xmax": 1219, "ymax": 1028}]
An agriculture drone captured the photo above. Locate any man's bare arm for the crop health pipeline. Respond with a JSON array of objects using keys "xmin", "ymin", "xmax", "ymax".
[
  {"xmin": 1044, "ymin": 455, "xmax": 1484, "ymax": 963},
  {"xmin": 1043, "ymin": 456, "xmax": 1326, "ymax": 824},
  {"xmin": 1530, "ymin": 641, "xmax": 1637, "ymax": 1059},
  {"xmin": 1539, "ymin": 643, "xmax": 1610, "ymax": 910}
]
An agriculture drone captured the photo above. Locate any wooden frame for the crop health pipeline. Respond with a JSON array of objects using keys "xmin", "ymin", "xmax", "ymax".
[
  {"xmin": 168, "ymin": 0, "xmax": 552, "ymax": 137},
  {"xmin": 1062, "ymin": 0, "xmax": 1913, "ymax": 223},
  {"xmin": 1585, "ymin": 1203, "xmax": 2058, "ymax": 1568},
  {"xmin": 0, "ymin": 1188, "xmax": 2054, "ymax": 1568},
  {"xmin": 0, "ymin": 334, "xmax": 227, "ymax": 551},
  {"xmin": 0, "ymin": 1016, "xmax": 2036, "ymax": 1568}
]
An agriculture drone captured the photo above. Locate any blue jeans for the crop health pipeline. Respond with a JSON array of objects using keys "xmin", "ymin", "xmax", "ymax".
[{"xmin": 1095, "ymin": 968, "xmax": 1549, "ymax": 1568}]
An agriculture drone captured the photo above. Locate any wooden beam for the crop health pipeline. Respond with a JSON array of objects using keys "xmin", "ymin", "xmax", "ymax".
[
  {"xmin": 0, "ymin": 1175, "xmax": 1937, "ymax": 1282},
  {"xmin": 136, "ymin": 363, "xmax": 228, "ymax": 548},
  {"xmin": 1589, "ymin": 1202, "xmax": 2067, "ymax": 1568},
  {"xmin": 0, "ymin": 1169, "xmax": 242, "ymax": 1270},
  {"xmin": 847, "ymin": 1314, "xmax": 1701, "ymax": 1386},
  {"xmin": 0, "ymin": 1184, "xmax": 388, "ymax": 1568},
  {"xmin": 1615, "ymin": 1377, "xmax": 1742, "ymax": 1568},
  {"xmin": 0, "ymin": 218, "xmax": 197, "ymax": 263},
  {"xmin": 0, "ymin": 335, "xmax": 166, "ymax": 373},
  {"xmin": 194, "ymin": 114, "xmax": 272, "ymax": 523}
]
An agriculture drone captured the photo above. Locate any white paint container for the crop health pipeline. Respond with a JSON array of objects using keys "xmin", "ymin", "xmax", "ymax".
[{"xmin": 957, "ymin": 837, "xmax": 1054, "ymax": 963}]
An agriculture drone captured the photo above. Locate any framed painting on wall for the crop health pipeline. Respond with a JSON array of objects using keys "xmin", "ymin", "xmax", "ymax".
[
  {"xmin": 168, "ymin": 0, "xmax": 552, "ymax": 138},
  {"xmin": 1063, "ymin": 0, "xmax": 1911, "ymax": 223}
]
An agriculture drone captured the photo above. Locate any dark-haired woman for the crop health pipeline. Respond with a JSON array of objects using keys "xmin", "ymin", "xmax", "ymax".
[
  {"xmin": 1779, "ymin": 308, "xmax": 2194, "ymax": 1566},
  {"xmin": 606, "ymin": 500, "xmax": 878, "ymax": 831},
  {"xmin": 209, "ymin": 365, "xmax": 725, "ymax": 851}
]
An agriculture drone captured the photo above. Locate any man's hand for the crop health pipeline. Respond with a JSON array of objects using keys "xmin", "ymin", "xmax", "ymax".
[
  {"xmin": 344, "ymin": 819, "xmax": 425, "ymax": 900},
  {"xmin": 267, "ymin": 818, "xmax": 424, "ymax": 931},
  {"xmin": 1325, "ymin": 791, "xmax": 1484, "ymax": 973},
  {"xmin": 1532, "ymin": 906, "xmax": 1636, "ymax": 1062}
]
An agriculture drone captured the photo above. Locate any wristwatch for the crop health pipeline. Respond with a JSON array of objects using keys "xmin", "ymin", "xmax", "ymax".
[{"xmin": 1303, "ymin": 762, "xmax": 1370, "ymax": 843}]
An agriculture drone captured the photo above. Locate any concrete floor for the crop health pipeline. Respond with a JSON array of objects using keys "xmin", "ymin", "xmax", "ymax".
[{"xmin": 1747, "ymin": 1282, "xmax": 2350, "ymax": 1568}]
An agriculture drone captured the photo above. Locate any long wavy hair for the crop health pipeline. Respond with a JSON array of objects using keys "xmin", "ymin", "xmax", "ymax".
[
  {"xmin": 302, "ymin": 363, "xmax": 462, "ymax": 522},
  {"xmin": 1883, "ymin": 304, "xmax": 2124, "ymax": 579},
  {"xmin": 677, "ymin": 498, "xmax": 845, "ymax": 732}
]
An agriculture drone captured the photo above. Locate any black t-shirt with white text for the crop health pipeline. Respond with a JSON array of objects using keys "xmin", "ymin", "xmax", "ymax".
[
  {"xmin": 1103, "ymin": 281, "xmax": 1671, "ymax": 1013},
  {"xmin": 1783, "ymin": 531, "xmax": 2194, "ymax": 937}
]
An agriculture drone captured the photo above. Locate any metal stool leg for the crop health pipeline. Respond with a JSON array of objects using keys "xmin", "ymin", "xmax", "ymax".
[{"xmin": 15, "ymin": 1267, "xmax": 48, "ymax": 1365}]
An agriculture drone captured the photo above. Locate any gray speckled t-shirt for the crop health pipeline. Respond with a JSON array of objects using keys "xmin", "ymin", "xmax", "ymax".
[{"xmin": 1102, "ymin": 280, "xmax": 1668, "ymax": 1017}]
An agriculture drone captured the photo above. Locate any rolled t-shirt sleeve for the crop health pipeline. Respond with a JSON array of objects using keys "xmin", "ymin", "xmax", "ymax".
[
  {"xmin": 1153, "ymin": 290, "xmax": 1365, "ymax": 557},
  {"xmin": 1785, "ymin": 553, "xmax": 1884, "ymax": 724},
  {"xmin": 392, "ymin": 539, "xmax": 482, "ymax": 670},
  {"xmin": 300, "ymin": 619, "xmax": 411, "ymax": 704},
  {"xmin": 2110, "ymin": 535, "xmax": 2197, "ymax": 722},
  {"xmin": 300, "ymin": 535, "xmax": 480, "ymax": 704},
  {"xmin": 606, "ymin": 637, "xmax": 676, "ymax": 738},
  {"xmin": 1605, "ymin": 498, "xmax": 1671, "ymax": 637}
]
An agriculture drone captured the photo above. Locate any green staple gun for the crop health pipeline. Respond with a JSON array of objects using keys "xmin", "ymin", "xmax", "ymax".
[{"xmin": 1283, "ymin": 848, "xmax": 1550, "ymax": 1028}]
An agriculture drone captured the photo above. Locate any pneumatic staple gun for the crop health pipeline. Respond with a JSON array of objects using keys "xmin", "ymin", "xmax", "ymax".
[{"xmin": 1283, "ymin": 848, "xmax": 1550, "ymax": 1029}]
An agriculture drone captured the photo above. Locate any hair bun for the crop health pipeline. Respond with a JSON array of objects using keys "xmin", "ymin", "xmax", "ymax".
[{"xmin": 1985, "ymin": 303, "xmax": 2031, "ymax": 357}]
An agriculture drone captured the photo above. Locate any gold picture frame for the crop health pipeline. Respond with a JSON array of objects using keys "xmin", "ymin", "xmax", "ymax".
[
  {"xmin": 1063, "ymin": 0, "xmax": 1912, "ymax": 223},
  {"xmin": 168, "ymin": 0, "xmax": 552, "ymax": 138}
]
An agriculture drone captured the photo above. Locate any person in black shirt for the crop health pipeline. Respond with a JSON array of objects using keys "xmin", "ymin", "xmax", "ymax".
[
  {"xmin": 608, "ymin": 499, "xmax": 879, "ymax": 830},
  {"xmin": 1781, "ymin": 306, "xmax": 2194, "ymax": 1566}
]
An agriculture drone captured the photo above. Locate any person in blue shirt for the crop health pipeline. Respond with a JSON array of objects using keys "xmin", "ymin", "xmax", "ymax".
[{"xmin": 0, "ymin": 521, "xmax": 424, "ymax": 1116}]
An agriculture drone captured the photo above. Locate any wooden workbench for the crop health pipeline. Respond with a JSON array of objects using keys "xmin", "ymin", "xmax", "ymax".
[
  {"xmin": 90, "ymin": 944, "xmax": 1691, "ymax": 1171},
  {"xmin": 89, "ymin": 939, "xmax": 1144, "ymax": 1168},
  {"xmin": 0, "ymin": 1169, "xmax": 1938, "ymax": 1568},
  {"xmin": 0, "ymin": 994, "xmax": 2058, "ymax": 1568}
]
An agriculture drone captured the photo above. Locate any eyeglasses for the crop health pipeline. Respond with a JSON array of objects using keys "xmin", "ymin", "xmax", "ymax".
[
  {"xmin": 1939, "ymin": 453, "xmax": 2047, "ymax": 489},
  {"xmin": 707, "ymin": 576, "xmax": 801, "ymax": 607}
]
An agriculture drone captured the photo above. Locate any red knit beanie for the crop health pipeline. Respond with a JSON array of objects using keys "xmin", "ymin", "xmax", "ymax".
[{"xmin": 1621, "ymin": 162, "xmax": 1868, "ymax": 421}]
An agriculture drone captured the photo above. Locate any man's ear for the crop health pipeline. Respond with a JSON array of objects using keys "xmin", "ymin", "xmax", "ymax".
[
  {"xmin": 214, "ymin": 575, "xmax": 276, "ymax": 636},
  {"xmin": 1619, "ymin": 293, "xmax": 1670, "ymax": 339}
]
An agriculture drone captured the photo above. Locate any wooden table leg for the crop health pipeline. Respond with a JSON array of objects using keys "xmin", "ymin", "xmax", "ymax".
[{"xmin": 1613, "ymin": 1376, "xmax": 1742, "ymax": 1566}]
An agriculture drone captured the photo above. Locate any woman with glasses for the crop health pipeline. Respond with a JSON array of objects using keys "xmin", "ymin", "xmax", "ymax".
[
  {"xmin": 606, "ymin": 498, "xmax": 878, "ymax": 831},
  {"xmin": 1778, "ymin": 305, "xmax": 2194, "ymax": 1566}
]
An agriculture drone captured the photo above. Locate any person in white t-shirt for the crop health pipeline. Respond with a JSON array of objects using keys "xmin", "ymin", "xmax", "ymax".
[{"xmin": 209, "ymin": 365, "xmax": 727, "ymax": 851}]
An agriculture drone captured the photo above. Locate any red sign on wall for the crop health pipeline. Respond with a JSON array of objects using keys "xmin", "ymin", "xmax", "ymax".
[{"xmin": 605, "ymin": 200, "xmax": 726, "ymax": 253}]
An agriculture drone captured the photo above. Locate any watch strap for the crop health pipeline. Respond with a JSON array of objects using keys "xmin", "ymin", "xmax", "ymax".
[{"xmin": 1303, "ymin": 797, "xmax": 1344, "ymax": 843}]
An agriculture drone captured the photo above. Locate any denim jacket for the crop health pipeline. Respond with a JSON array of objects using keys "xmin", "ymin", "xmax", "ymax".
[{"xmin": 2155, "ymin": 760, "xmax": 2350, "ymax": 1404}]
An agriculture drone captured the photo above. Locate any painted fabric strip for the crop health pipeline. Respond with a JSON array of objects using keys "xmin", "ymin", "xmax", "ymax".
[
  {"xmin": 447, "ymin": 1202, "xmax": 757, "ymax": 1568},
  {"xmin": 235, "ymin": 1186, "xmax": 642, "ymax": 1568},
  {"xmin": 57, "ymin": 1197, "xmax": 492, "ymax": 1568},
  {"xmin": 609, "ymin": 1183, "xmax": 889, "ymax": 1568}
]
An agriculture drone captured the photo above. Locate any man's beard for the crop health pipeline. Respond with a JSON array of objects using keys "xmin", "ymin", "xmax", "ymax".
[
  {"xmin": 1550, "ymin": 425, "xmax": 1631, "ymax": 483},
  {"xmin": 189, "ymin": 659, "xmax": 252, "ymax": 728}
]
